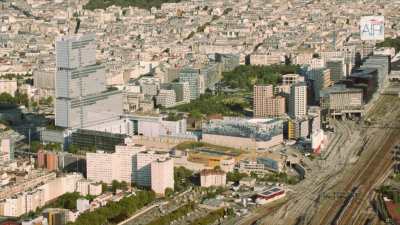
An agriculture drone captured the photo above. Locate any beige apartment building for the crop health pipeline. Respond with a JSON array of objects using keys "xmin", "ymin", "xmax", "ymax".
[{"xmin": 253, "ymin": 85, "xmax": 286, "ymax": 117}]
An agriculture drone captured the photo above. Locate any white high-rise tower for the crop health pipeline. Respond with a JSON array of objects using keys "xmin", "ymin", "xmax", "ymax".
[
  {"xmin": 289, "ymin": 83, "xmax": 307, "ymax": 118},
  {"xmin": 55, "ymin": 34, "xmax": 123, "ymax": 128}
]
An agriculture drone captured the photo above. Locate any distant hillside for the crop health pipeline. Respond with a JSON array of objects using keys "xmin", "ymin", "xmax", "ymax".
[{"xmin": 84, "ymin": 0, "xmax": 183, "ymax": 10}]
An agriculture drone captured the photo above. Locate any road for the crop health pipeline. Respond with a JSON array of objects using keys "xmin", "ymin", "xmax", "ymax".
[{"xmin": 118, "ymin": 201, "xmax": 168, "ymax": 225}]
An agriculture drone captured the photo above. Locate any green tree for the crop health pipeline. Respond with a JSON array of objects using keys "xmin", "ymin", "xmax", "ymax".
[
  {"xmin": 174, "ymin": 166, "xmax": 194, "ymax": 192},
  {"xmin": 30, "ymin": 140, "xmax": 43, "ymax": 153},
  {"xmin": 376, "ymin": 37, "xmax": 400, "ymax": 53},
  {"xmin": 68, "ymin": 144, "xmax": 79, "ymax": 154},
  {"xmin": 226, "ymin": 171, "xmax": 248, "ymax": 183},
  {"xmin": 0, "ymin": 92, "xmax": 15, "ymax": 105},
  {"xmin": 111, "ymin": 180, "xmax": 128, "ymax": 193},
  {"xmin": 101, "ymin": 182, "xmax": 108, "ymax": 193},
  {"xmin": 164, "ymin": 187, "xmax": 174, "ymax": 198}
]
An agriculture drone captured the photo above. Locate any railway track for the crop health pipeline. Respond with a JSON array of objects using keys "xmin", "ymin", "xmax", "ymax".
[
  {"xmin": 317, "ymin": 128, "xmax": 396, "ymax": 225},
  {"xmin": 336, "ymin": 130, "xmax": 397, "ymax": 225},
  {"xmin": 238, "ymin": 199, "xmax": 289, "ymax": 225},
  {"xmin": 316, "ymin": 96, "xmax": 400, "ymax": 225}
]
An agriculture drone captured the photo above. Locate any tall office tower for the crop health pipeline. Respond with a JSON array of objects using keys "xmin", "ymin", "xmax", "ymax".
[
  {"xmin": 289, "ymin": 83, "xmax": 307, "ymax": 118},
  {"xmin": 55, "ymin": 34, "xmax": 123, "ymax": 128},
  {"xmin": 253, "ymin": 85, "xmax": 285, "ymax": 117},
  {"xmin": 326, "ymin": 58, "xmax": 345, "ymax": 82}
]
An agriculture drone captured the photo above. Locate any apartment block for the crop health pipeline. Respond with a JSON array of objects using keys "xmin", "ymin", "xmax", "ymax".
[{"xmin": 150, "ymin": 158, "xmax": 174, "ymax": 195}]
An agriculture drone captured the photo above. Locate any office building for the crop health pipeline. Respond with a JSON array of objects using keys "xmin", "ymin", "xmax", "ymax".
[
  {"xmin": 128, "ymin": 114, "xmax": 188, "ymax": 138},
  {"xmin": 349, "ymin": 68, "xmax": 378, "ymax": 103},
  {"xmin": 139, "ymin": 77, "xmax": 160, "ymax": 97},
  {"xmin": 179, "ymin": 67, "xmax": 205, "ymax": 100},
  {"xmin": 202, "ymin": 117, "xmax": 283, "ymax": 150},
  {"xmin": 326, "ymin": 58, "xmax": 345, "ymax": 82},
  {"xmin": 150, "ymin": 158, "xmax": 174, "ymax": 195},
  {"xmin": 71, "ymin": 129, "xmax": 128, "ymax": 152},
  {"xmin": 55, "ymin": 34, "xmax": 123, "ymax": 129},
  {"xmin": 361, "ymin": 55, "xmax": 390, "ymax": 89},
  {"xmin": 170, "ymin": 82, "xmax": 190, "ymax": 103},
  {"xmin": 289, "ymin": 83, "xmax": 307, "ymax": 118},
  {"xmin": 307, "ymin": 68, "xmax": 332, "ymax": 102},
  {"xmin": 320, "ymin": 84, "xmax": 364, "ymax": 118},
  {"xmin": 156, "ymin": 89, "xmax": 176, "ymax": 108}
]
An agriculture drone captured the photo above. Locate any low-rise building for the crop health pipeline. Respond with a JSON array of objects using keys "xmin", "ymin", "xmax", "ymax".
[
  {"xmin": 256, "ymin": 187, "xmax": 286, "ymax": 204},
  {"xmin": 200, "ymin": 169, "xmax": 226, "ymax": 187}
]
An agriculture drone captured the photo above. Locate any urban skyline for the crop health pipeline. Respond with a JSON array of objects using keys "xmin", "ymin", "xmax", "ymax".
[{"xmin": 0, "ymin": 0, "xmax": 400, "ymax": 225}]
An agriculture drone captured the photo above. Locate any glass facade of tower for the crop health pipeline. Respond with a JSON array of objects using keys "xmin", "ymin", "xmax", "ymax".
[{"xmin": 55, "ymin": 34, "xmax": 123, "ymax": 129}]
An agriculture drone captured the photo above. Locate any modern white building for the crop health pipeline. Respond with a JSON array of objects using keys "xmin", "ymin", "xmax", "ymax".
[
  {"xmin": 128, "ymin": 114, "xmax": 189, "ymax": 138},
  {"xmin": 86, "ymin": 142, "xmax": 145, "ymax": 184},
  {"xmin": 55, "ymin": 33, "xmax": 123, "ymax": 129},
  {"xmin": 151, "ymin": 158, "xmax": 174, "ymax": 195},
  {"xmin": 289, "ymin": 83, "xmax": 307, "ymax": 118},
  {"xmin": 132, "ymin": 150, "xmax": 170, "ymax": 187}
]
